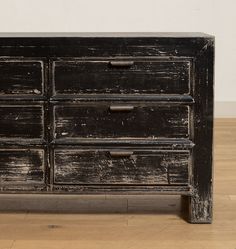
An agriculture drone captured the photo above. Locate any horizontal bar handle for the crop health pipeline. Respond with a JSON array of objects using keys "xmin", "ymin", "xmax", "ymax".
[
  {"xmin": 109, "ymin": 151, "xmax": 133, "ymax": 157},
  {"xmin": 109, "ymin": 61, "xmax": 134, "ymax": 67},
  {"xmin": 109, "ymin": 105, "xmax": 134, "ymax": 112}
]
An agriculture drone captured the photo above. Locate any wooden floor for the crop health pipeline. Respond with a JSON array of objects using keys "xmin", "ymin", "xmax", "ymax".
[{"xmin": 0, "ymin": 118, "xmax": 236, "ymax": 249}]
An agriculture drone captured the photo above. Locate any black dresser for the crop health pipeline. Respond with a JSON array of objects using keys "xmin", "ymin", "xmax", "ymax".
[{"xmin": 0, "ymin": 33, "xmax": 214, "ymax": 223}]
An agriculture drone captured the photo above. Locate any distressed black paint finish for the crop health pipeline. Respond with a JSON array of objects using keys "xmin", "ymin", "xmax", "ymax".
[
  {"xmin": 53, "ymin": 59, "xmax": 190, "ymax": 96},
  {"xmin": 53, "ymin": 103, "xmax": 189, "ymax": 141},
  {"xmin": 188, "ymin": 39, "xmax": 214, "ymax": 223},
  {"xmin": 0, "ymin": 33, "xmax": 211, "ymax": 58},
  {"xmin": 0, "ymin": 59, "xmax": 44, "ymax": 96},
  {"xmin": 0, "ymin": 33, "xmax": 214, "ymax": 224},
  {"xmin": 0, "ymin": 104, "xmax": 44, "ymax": 141},
  {"xmin": 0, "ymin": 149, "xmax": 45, "ymax": 183},
  {"xmin": 54, "ymin": 149, "xmax": 190, "ymax": 185}
]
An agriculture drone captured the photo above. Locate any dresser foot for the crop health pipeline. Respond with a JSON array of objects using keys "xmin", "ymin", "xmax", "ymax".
[{"xmin": 181, "ymin": 194, "xmax": 212, "ymax": 224}]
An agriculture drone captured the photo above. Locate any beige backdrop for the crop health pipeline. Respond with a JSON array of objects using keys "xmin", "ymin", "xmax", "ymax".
[{"xmin": 0, "ymin": 0, "xmax": 235, "ymax": 116}]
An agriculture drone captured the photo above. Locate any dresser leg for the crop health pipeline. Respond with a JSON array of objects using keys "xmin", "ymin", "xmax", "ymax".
[
  {"xmin": 189, "ymin": 191, "xmax": 213, "ymax": 224},
  {"xmin": 181, "ymin": 192, "xmax": 212, "ymax": 224}
]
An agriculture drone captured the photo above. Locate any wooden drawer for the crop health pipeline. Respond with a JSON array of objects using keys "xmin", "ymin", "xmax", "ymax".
[
  {"xmin": 0, "ymin": 59, "xmax": 44, "ymax": 97},
  {"xmin": 53, "ymin": 148, "xmax": 190, "ymax": 185},
  {"xmin": 52, "ymin": 58, "xmax": 191, "ymax": 96},
  {"xmin": 0, "ymin": 148, "xmax": 45, "ymax": 184},
  {"xmin": 52, "ymin": 103, "xmax": 189, "ymax": 141},
  {"xmin": 0, "ymin": 104, "xmax": 45, "ymax": 141}
]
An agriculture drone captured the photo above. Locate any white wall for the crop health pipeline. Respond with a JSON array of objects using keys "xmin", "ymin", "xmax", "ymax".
[{"xmin": 0, "ymin": 0, "xmax": 235, "ymax": 104}]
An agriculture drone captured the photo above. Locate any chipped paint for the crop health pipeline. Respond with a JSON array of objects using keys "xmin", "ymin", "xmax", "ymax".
[
  {"xmin": 53, "ymin": 103, "xmax": 189, "ymax": 140},
  {"xmin": 0, "ymin": 33, "xmax": 214, "ymax": 224},
  {"xmin": 54, "ymin": 149, "xmax": 189, "ymax": 185}
]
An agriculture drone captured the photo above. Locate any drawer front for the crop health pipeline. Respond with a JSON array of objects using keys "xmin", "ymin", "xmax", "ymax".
[
  {"xmin": 53, "ymin": 149, "xmax": 190, "ymax": 185},
  {"xmin": 0, "ymin": 60, "xmax": 44, "ymax": 96},
  {"xmin": 0, "ymin": 105, "xmax": 44, "ymax": 141},
  {"xmin": 53, "ymin": 103, "xmax": 189, "ymax": 141},
  {"xmin": 52, "ymin": 59, "xmax": 190, "ymax": 96},
  {"xmin": 0, "ymin": 149, "xmax": 45, "ymax": 184}
]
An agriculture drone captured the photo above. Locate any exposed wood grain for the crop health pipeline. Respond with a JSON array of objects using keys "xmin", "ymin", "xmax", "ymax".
[
  {"xmin": 187, "ymin": 38, "xmax": 214, "ymax": 223},
  {"xmin": 0, "ymin": 59, "xmax": 44, "ymax": 96},
  {"xmin": 53, "ymin": 103, "xmax": 189, "ymax": 140},
  {"xmin": 0, "ymin": 36, "xmax": 210, "ymax": 58},
  {"xmin": 0, "ymin": 149, "xmax": 45, "ymax": 184},
  {"xmin": 53, "ymin": 149, "xmax": 189, "ymax": 185},
  {"xmin": 52, "ymin": 59, "xmax": 190, "ymax": 96},
  {"xmin": 0, "ymin": 104, "xmax": 44, "ymax": 141}
]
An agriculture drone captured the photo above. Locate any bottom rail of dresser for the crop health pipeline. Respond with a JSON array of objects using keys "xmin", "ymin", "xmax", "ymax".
[{"xmin": 0, "ymin": 184, "xmax": 192, "ymax": 195}]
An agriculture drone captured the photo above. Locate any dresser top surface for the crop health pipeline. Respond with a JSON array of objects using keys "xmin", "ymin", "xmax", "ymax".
[{"xmin": 0, "ymin": 32, "xmax": 214, "ymax": 38}]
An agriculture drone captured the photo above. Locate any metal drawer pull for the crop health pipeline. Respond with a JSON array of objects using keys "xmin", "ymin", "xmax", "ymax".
[
  {"xmin": 109, "ymin": 61, "xmax": 134, "ymax": 67},
  {"xmin": 109, "ymin": 151, "xmax": 133, "ymax": 157},
  {"xmin": 109, "ymin": 105, "xmax": 134, "ymax": 112}
]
